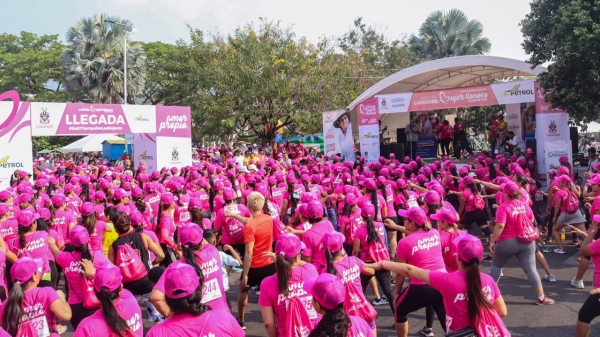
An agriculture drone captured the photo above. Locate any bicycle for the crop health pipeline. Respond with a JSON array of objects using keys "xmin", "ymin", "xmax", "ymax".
[{"xmin": 461, "ymin": 134, "xmax": 488, "ymax": 158}]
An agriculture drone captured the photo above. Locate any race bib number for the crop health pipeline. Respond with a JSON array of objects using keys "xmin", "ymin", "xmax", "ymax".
[
  {"xmin": 286, "ymin": 296, "xmax": 318, "ymax": 320},
  {"xmin": 407, "ymin": 196, "xmax": 419, "ymax": 209},
  {"xmin": 31, "ymin": 316, "xmax": 50, "ymax": 337},
  {"xmin": 201, "ymin": 278, "xmax": 222, "ymax": 303}
]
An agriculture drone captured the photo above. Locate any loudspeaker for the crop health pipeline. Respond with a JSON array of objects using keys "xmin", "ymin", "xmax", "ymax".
[
  {"xmin": 570, "ymin": 127, "xmax": 579, "ymax": 154},
  {"xmin": 397, "ymin": 128, "xmax": 406, "ymax": 144}
]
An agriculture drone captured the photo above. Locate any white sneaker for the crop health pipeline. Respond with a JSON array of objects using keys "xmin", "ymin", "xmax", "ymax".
[
  {"xmin": 554, "ymin": 248, "xmax": 565, "ymax": 254},
  {"xmin": 544, "ymin": 274, "xmax": 557, "ymax": 283},
  {"xmin": 571, "ymin": 278, "xmax": 585, "ymax": 289}
]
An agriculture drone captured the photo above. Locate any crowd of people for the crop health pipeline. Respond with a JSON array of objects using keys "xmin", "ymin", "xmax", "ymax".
[{"xmin": 0, "ymin": 137, "xmax": 598, "ymax": 337}]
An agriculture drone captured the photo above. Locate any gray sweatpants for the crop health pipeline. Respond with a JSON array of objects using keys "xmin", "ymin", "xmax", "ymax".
[{"xmin": 490, "ymin": 238, "xmax": 542, "ymax": 289}]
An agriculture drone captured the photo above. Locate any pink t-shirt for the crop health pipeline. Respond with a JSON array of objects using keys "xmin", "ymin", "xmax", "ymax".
[
  {"xmin": 158, "ymin": 213, "xmax": 176, "ymax": 244},
  {"xmin": 461, "ymin": 189, "xmax": 479, "ymax": 212},
  {"xmin": 214, "ymin": 204, "xmax": 250, "ymax": 245},
  {"xmin": 338, "ymin": 209, "xmax": 363, "ymax": 246},
  {"xmin": 429, "ymin": 270, "xmax": 501, "ymax": 333},
  {"xmin": 588, "ymin": 239, "xmax": 600, "ymax": 288},
  {"xmin": 347, "ymin": 315, "xmax": 374, "ymax": 337},
  {"xmin": 396, "ymin": 229, "xmax": 445, "ymax": 285},
  {"xmin": 258, "ymin": 264, "xmax": 319, "ymax": 337},
  {"xmin": 11, "ymin": 231, "xmax": 51, "ymax": 274},
  {"xmin": 67, "ymin": 196, "xmax": 82, "ymax": 219},
  {"xmin": 333, "ymin": 256, "xmax": 365, "ymax": 290},
  {"xmin": 198, "ymin": 190, "xmax": 211, "ymax": 212},
  {"xmin": 302, "ymin": 220, "xmax": 335, "ymax": 272},
  {"xmin": 494, "ymin": 200, "xmax": 534, "ymax": 242},
  {"xmin": 146, "ymin": 309, "xmax": 245, "ymax": 337},
  {"xmin": 439, "ymin": 230, "xmax": 466, "ymax": 272},
  {"xmin": 56, "ymin": 250, "xmax": 109, "ymax": 304},
  {"xmin": 553, "ymin": 189, "xmax": 576, "ymax": 213},
  {"xmin": 52, "ymin": 210, "xmax": 76, "ymax": 244},
  {"xmin": 357, "ymin": 194, "xmax": 386, "ymax": 221},
  {"xmin": 0, "ymin": 287, "xmax": 60, "ymax": 337},
  {"xmin": 379, "ymin": 184, "xmax": 397, "ymax": 217},
  {"xmin": 590, "ymin": 196, "xmax": 600, "ymax": 216},
  {"xmin": 145, "ymin": 193, "xmax": 161, "ymax": 217},
  {"xmin": 87, "ymin": 221, "xmax": 108, "ymax": 253},
  {"xmin": 270, "ymin": 187, "xmax": 286, "ymax": 210},
  {"xmin": 354, "ymin": 221, "xmax": 390, "ymax": 262},
  {"xmin": 73, "ymin": 289, "xmax": 143, "ymax": 337},
  {"xmin": 0, "ymin": 219, "xmax": 17, "ymax": 250}
]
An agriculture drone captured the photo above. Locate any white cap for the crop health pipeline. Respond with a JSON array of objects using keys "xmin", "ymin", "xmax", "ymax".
[
  {"xmin": 247, "ymin": 164, "xmax": 258, "ymax": 171},
  {"xmin": 38, "ymin": 158, "xmax": 44, "ymax": 161}
]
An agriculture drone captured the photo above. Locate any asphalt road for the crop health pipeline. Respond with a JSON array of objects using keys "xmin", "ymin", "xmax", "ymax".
[{"xmin": 56, "ymin": 239, "xmax": 599, "ymax": 337}]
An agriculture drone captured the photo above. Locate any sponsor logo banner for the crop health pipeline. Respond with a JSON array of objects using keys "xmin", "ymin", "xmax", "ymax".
[
  {"xmin": 357, "ymin": 98, "xmax": 380, "ymax": 162},
  {"xmin": 376, "ymin": 93, "xmax": 413, "ymax": 114},
  {"xmin": 156, "ymin": 106, "xmax": 191, "ymax": 138},
  {"xmin": 156, "ymin": 136, "xmax": 192, "ymax": 169},
  {"xmin": 0, "ymin": 93, "xmax": 33, "ymax": 189},
  {"xmin": 409, "ymin": 85, "xmax": 498, "ymax": 111},
  {"xmin": 134, "ymin": 133, "xmax": 157, "ymax": 172},
  {"xmin": 506, "ymin": 104, "xmax": 523, "ymax": 138},
  {"xmin": 544, "ymin": 140, "xmax": 572, "ymax": 174},
  {"xmin": 323, "ymin": 110, "xmax": 343, "ymax": 158},
  {"xmin": 493, "ymin": 80, "xmax": 536, "ymax": 105},
  {"xmin": 56, "ymin": 104, "xmax": 132, "ymax": 135}
]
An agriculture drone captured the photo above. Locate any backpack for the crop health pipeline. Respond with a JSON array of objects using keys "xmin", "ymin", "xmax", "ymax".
[
  {"xmin": 115, "ymin": 239, "xmax": 148, "ymax": 283},
  {"xmin": 564, "ymin": 190, "xmax": 580, "ymax": 214},
  {"xmin": 343, "ymin": 278, "xmax": 378, "ymax": 323},
  {"xmin": 472, "ymin": 192, "xmax": 485, "ymax": 211},
  {"xmin": 17, "ymin": 290, "xmax": 47, "ymax": 337},
  {"xmin": 16, "ymin": 321, "xmax": 38, "ymax": 337},
  {"xmin": 70, "ymin": 253, "xmax": 101, "ymax": 310},
  {"xmin": 512, "ymin": 201, "xmax": 539, "ymax": 244},
  {"xmin": 285, "ymin": 296, "xmax": 314, "ymax": 337}
]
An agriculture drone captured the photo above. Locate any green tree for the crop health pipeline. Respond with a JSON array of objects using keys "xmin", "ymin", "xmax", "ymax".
[
  {"xmin": 521, "ymin": 0, "xmax": 600, "ymax": 122},
  {"xmin": 0, "ymin": 32, "xmax": 68, "ymax": 102},
  {"xmin": 140, "ymin": 41, "xmax": 179, "ymax": 105},
  {"xmin": 60, "ymin": 13, "xmax": 146, "ymax": 103},
  {"xmin": 409, "ymin": 9, "xmax": 491, "ymax": 59}
]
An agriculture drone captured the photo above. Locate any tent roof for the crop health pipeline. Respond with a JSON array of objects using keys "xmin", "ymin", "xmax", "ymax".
[
  {"xmin": 60, "ymin": 134, "xmax": 124, "ymax": 153},
  {"xmin": 347, "ymin": 55, "xmax": 547, "ymax": 111},
  {"xmin": 579, "ymin": 121, "xmax": 600, "ymax": 134}
]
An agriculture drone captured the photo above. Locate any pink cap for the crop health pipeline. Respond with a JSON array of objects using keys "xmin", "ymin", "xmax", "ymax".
[
  {"xmin": 0, "ymin": 191, "xmax": 11, "ymax": 201},
  {"xmin": 188, "ymin": 197, "xmax": 201, "ymax": 210},
  {"xmin": 398, "ymin": 207, "xmax": 428, "ymax": 226},
  {"xmin": 129, "ymin": 211, "xmax": 144, "ymax": 227},
  {"xmin": 463, "ymin": 176, "xmax": 474, "ymax": 185},
  {"xmin": 360, "ymin": 178, "xmax": 376, "ymax": 190},
  {"xmin": 11, "ymin": 257, "xmax": 43, "ymax": 283},
  {"xmin": 360, "ymin": 203, "xmax": 375, "ymax": 217},
  {"xmin": 321, "ymin": 231, "xmax": 344, "ymax": 252},
  {"xmin": 454, "ymin": 234, "xmax": 484, "ymax": 263},
  {"xmin": 70, "ymin": 225, "xmax": 90, "ymax": 248},
  {"xmin": 500, "ymin": 182, "xmax": 520, "ymax": 196},
  {"xmin": 430, "ymin": 208, "xmax": 458, "ymax": 224},
  {"xmin": 275, "ymin": 234, "xmax": 305, "ymax": 259},
  {"xmin": 593, "ymin": 214, "xmax": 600, "ymax": 223},
  {"xmin": 17, "ymin": 193, "xmax": 32, "ymax": 203},
  {"xmin": 0, "ymin": 204, "xmax": 12, "ymax": 216},
  {"xmin": 94, "ymin": 191, "xmax": 106, "ymax": 201},
  {"xmin": 296, "ymin": 204, "xmax": 308, "ymax": 218},
  {"xmin": 526, "ymin": 148, "xmax": 534, "ymax": 154},
  {"xmin": 17, "ymin": 211, "xmax": 39, "ymax": 227},
  {"xmin": 303, "ymin": 273, "xmax": 346, "ymax": 310},
  {"xmin": 113, "ymin": 188, "xmax": 131, "ymax": 200},
  {"xmin": 164, "ymin": 262, "xmax": 200, "ymax": 299},
  {"xmin": 64, "ymin": 183, "xmax": 74, "ymax": 193},
  {"xmin": 344, "ymin": 193, "xmax": 357, "ymax": 205},
  {"xmin": 559, "ymin": 155, "xmax": 569, "ymax": 163},
  {"xmin": 424, "ymin": 191, "xmax": 441, "ymax": 205},
  {"xmin": 132, "ymin": 187, "xmax": 144, "ymax": 199},
  {"xmin": 588, "ymin": 175, "xmax": 600, "ymax": 185},
  {"xmin": 160, "ymin": 193, "xmax": 177, "ymax": 205},
  {"xmin": 305, "ymin": 200, "xmax": 324, "ymax": 220},
  {"xmin": 93, "ymin": 263, "xmax": 123, "ymax": 292},
  {"xmin": 81, "ymin": 202, "xmax": 95, "ymax": 217},
  {"xmin": 557, "ymin": 166, "xmax": 570, "ymax": 176},
  {"xmin": 179, "ymin": 223, "xmax": 204, "ymax": 247},
  {"xmin": 223, "ymin": 188, "xmax": 236, "ymax": 201},
  {"xmin": 557, "ymin": 175, "xmax": 572, "ymax": 184}
]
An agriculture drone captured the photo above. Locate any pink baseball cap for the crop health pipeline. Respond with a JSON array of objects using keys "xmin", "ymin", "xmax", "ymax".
[
  {"xmin": 344, "ymin": 193, "xmax": 357, "ymax": 206},
  {"xmin": 179, "ymin": 223, "xmax": 204, "ymax": 247},
  {"xmin": 0, "ymin": 190, "xmax": 11, "ymax": 201},
  {"xmin": 360, "ymin": 203, "xmax": 375, "ymax": 217},
  {"xmin": 588, "ymin": 175, "xmax": 600, "ymax": 185},
  {"xmin": 64, "ymin": 183, "xmax": 74, "ymax": 193},
  {"xmin": 275, "ymin": 234, "xmax": 306, "ymax": 259},
  {"xmin": 500, "ymin": 182, "xmax": 520, "ymax": 196},
  {"xmin": 81, "ymin": 202, "xmax": 95, "ymax": 217},
  {"xmin": 223, "ymin": 188, "xmax": 236, "ymax": 201},
  {"xmin": 70, "ymin": 225, "xmax": 90, "ymax": 248},
  {"xmin": 11, "ymin": 257, "xmax": 44, "ymax": 283},
  {"xmin": 398, "ymin": 207, "xmax": 428, "ymax": 226},
  {"xmin": 559, "ymin": 155, "xmax": 569, "ymax": 163},
  {"xmin": 164, "ymin": 262, "xmax": 200, "ymax": 299},
  {"xmin": 424, "ymin": 191, "xmax": 441, "ymax": 205},
  {"xmin": 132, "ymin": 187, "xmax": 144, "ymax": 199},
  {"xmin": 160, "ymin": 193, "xmax": 177, "ymax": 205},
  {"xmin": 129, "ymin": 211, "xmax": 144, "ymax": 228},
  {"xmin": 526, "ymin": 148, "xmax": 534, "ymax": 154},
  {"xmin": 430, "ymin": 208, "xmax": 458, "ymax": 225},
  {"xmin": 321, "ymin": 231, "xmax": 344, "ymax": 252},
  {"xmin": 557, "ymin": 166, "xmax": 570, "ymax": 176},
  {"xmin": 17, "ymin": 193, "xmax": 32, "ymax": 203},
  {"xmin": 303, "ymin": 273, "xmax": 346, "ymax": 310},
  {"xmin": 113, "ymin": 188, "xmax": 131, "ymax": 200},
  {"xmin": 557, "ymin": 175, "xmax": 572, "ymax": 184},
  {"xmin": 0, "ymin": 204, "xmax": 12, "ymax": 216},
  {"xmin": 94, "ymin": 191, "xmax": 106, "ymax": 201},
  {"xmin": 359, "ymin": 178, "xmax": 376, "ymax": 190},
  {"xmin": 188, "ymin": 197, "xmax": 201, "ymax": 210},
  {"xmin": 454, "ymin": 234, "xmax": 484, "ymax": 263},
  {"xmin": 296, "ymin": 204, "xmax": 308, "ymax": 218},
  {"xmin": 93, "ymin": 263, "xmax": 123, "ymax": 292},
  {"xmin": 305, "ymin": 200, "xmax": 324, "ymax": 220},
  {"xmin": 17, "ymin": 211, "xmax": 39, "ymax": 227},
  {"xmin": 463, "ymin": 176, "xmax": 474, "ymax": 185},
  {"xmin": 593, "ymin": 214, "xmax": 600, "ymax": 223}
]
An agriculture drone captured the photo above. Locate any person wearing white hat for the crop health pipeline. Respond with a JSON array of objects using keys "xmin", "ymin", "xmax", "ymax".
[{"xmin": 326, "ymin": 110, "xmax": 355, "ymax": 162}]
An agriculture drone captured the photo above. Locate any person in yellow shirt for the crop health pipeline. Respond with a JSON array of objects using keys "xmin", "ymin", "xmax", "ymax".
[{"xmin": 102, "ymin": 206, "xmax": 119, "ymax": 256}]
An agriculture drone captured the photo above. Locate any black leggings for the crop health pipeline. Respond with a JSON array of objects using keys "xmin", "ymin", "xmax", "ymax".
[
  {"xmin": 69, "ymin": 302, "xmax": 96, "ymax": 330},
  {"xmin": 160, "ymin": 244, "xmax": 178, "ymax": 267},
  {"xmin": 395, "ymin": 283, "xmax": 446, "ymax": 332},
  {"xmin": 440, "ymin": 139, "xmax": 451, "ymax": 157},
  {"xmin": 578, "ymin": 293, "xmax": 600, "ymax": 324},
  {"xmin": 360, "ymin": 268, "xmax": 395, "ymax": 313},
  {"xmin": 49, "ymin": 260, "xmax": 59, "ymax": 290}
]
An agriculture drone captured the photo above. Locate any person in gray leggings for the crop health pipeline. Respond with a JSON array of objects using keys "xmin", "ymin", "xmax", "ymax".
[{"xmin": 489, "ymin": 182, "xmax": 555, "ymax": 305}]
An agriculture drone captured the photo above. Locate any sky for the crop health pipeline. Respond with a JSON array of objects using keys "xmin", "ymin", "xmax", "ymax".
[{"xmin": 1, "ymin": 0, "xmax": 534, "ymax": 62}]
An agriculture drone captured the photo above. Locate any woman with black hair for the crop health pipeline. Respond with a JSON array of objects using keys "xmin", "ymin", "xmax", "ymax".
[
  {"xmin": 367, "ymin": 235, "xmax": 509, "ymax": 336},
  {"xmin": 147, "ymin": 262, "xmax": 244, "ymax": 337},
  {"xmin": 337, "ymin": 194, "xmax": 362, "ymax": 256},
  {"xmin": 10, "ymin": 211, "xmax": 53, "ymax": 288},
  {"xmin": 456, "ymin": 176, "xmax": 492, "ymax": 241},
  {"xmin": 358, "ymin": 178, "xmax": 387, "ymax": 222},
  {"xmin": 156, "ymin": 193, "xmax": 179, "ymax": 266},
  {"xmin": 74, "ymin": 263, "xmax": 143, "ymax": 337},
  {"xmin": 0, "ymin": 257, "xmax": 71, "ymax": 336},
  {"xmin": 303, "ymin": 273, "xmax": 373, "ymax": 337}
]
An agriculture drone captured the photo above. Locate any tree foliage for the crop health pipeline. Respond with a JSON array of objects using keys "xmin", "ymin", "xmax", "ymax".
[
  {"xmin": 409, "ymin": 9, "xmax": 491, "ymax": 59},
  {"xmin": 521, "ymin": 0, "xmax": 600, "ymax": 122},
  {"xmin": 139, "ymin": 41, "xmax": 179, "ymax": 105},
  {"xmin": 61, "ymin": 13, "xmax": 146, "ymax": 103}
]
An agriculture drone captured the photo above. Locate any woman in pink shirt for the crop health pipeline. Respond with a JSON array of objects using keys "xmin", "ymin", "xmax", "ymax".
[
  {"xmin": 79, "ymin": 202, "xmax": 109, "ymax": 253},
  {"xmin": 216, "ymin": 188, "xmax": 251, "ymax": 254},
  {"xmin": 552, "ymin": 174, "xmax": 586, "ymax": 253},
  {"xmin": 156, "ymin": 193, "xmax": 179, "ymax": 267},
  {"xmin": 74, "ymin": 263, "xmax": 143, "ymax": 337},
  {"xmin": 457, "ymin": 176, "xmax": 492, "ymax": 240},
  {"xmin": 11, "ymin": 211, "xmax": 53, "ymax": 288},
  {"xmin": 338, "ymin": 194, "xmax": 362, "ymax": 256},
  {"xmin": 259, "ymin": 234, "xmax": 319, "ymax": 337},
  {"xmin": 430, "ymin": 208, "xmax": 465, "ymax": 272},
  {"xmin": 394, "ymin": 207, "xmax": 447, "ymax": 337},
  {"xmin": 0, "ymin": 257, "xmax": 71, "ymax": 337},
  {"xmin": 357, "ymin": 178, "xmax": 387, "ymax": 222},
  {"xmin": 303, "ymin": 273, "xmax": 374, "ymax": 337},
  {"xmin": 301, "ymin": 201, "xmax": 335, "ymax": 273},
  {"xmin": 367, "ymin": 235, "xmax": 509, "ymax": 336},
  {"xmin": 146, "ymin": 262, "xmax": 245, "ymax": 337},
  {"xmin": 490, "ymin": 182, "xmax": 555, "ymax": 305},
  {"xmin": 576, "ymin": 215, "xmax": 600, "ymax": 336},
  {"xmin": 50, "ymin": 194, "xmax": 76, "ymax": 247}
]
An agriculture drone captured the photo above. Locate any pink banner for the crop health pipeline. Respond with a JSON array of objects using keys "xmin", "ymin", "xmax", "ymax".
[
  {"xmin": 56, "ymin": 104, "xmax": 131, "ymax": 134},
  {"xmin": 409, "ymin": 85, "xmax": 498, "ymax": 111},
  {"xmin": 357, "ymin": 97, "xmax": 379, "ymax": 126},
  {"xmin": 535, "ymin": 81, "xmax": 567, "ymax": 114},
  {"xmin": 156, "ymin": 106, "xmax": 191, "ymax": 138}
]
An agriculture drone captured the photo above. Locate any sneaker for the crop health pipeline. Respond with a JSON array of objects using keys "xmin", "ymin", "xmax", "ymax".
[
  {"xmin": 544, "ymin": 274, "xmax": 557, "ymax": 283},
  {"xmin": 238, "ymin": 321, "xmax": 246, "ymax": 330},
  {"xmin": 372, "ymin": 297, "xmax": 389, "ymax": 306},
  {"xmin": 57, "ymin": 325, "xmax": 67, "ymax": 334},
  {"xmin": 419, "ymin": 327, "xmax": 434, "ymax": 337},
  {"xmin": 535, "ymin": 296, "xmax": 555, "ymax": 305},
  {"xmin": 482, "ymin": 255, "xmax": 493, "ymax": 262},
  {"xmin": 571, "ymin": 278, "xmax": 585, "ymax": 289},
  {"xmin": 254, "ymin": 286, "xmax": 261, "ymax": 296},
  {"xmin": 542, "ymin": 247, "xmax": 552, "ymax": 253},
  {"xmin": 553, "ymin": 248, "xmax": 565, "ymax": 254},
  {"xmin": 231, "ymin": 266, "xmax": 243, "ymax": 273}
]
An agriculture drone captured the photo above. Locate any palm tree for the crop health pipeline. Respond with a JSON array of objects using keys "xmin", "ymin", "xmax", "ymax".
[
  {"xmin": 60, "ymin": 13, "xmax": 146, "ymax": 103},
  {"xmin": 409, "ymin": 9, "xmax": 491, "ymax": 60}
]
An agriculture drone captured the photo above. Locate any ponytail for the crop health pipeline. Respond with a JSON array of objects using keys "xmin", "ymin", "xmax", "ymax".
[
  {"xmin": 464, "ymin": 258, "xmax": 494, "ymax": 328},
  {"xmin": 189, "ymin": 208, "xmax": 204, "ymax": 229},
  {"xmin": 81, "ymin": 213, "xmax": 97, "ymax": 237},
  {"xmin": 325, "ymin": 248, "xmax": 339, "ymax": 276},
  {"xmin": 1, "ymin": 279, "xmax": 29, "ymax": 336},
  {"xmin": 155, "ymin": 201, "xmax": 164, "ymax": 235},
  {"xmin": 17, "ymin": 224, "xmax": 29, "ymax": 251},
  {"xmin": 74, "ymin": 242, "xmax": 93, "ymax": 262},
  {"xmin": 182, "ymin": 244, "xmax": 205, "ymax": 284},
  {"xmin": 369, "ymin": 188, "xmax": 378, "ymax": 219},
  {"xmin": 135, "ymin": 199, "xmax": 147, "ymax": 213},
  {"xmin": 364, "ymin": 216, "xmax": 380, "ymax": 244},
  {"xmin": 276, "ymin": 253, "xmax": 295, "ymax": 296},
  {"xmin": 96, "ymin": 286, "xmax": 131, "ymax": 337},
  {"xmin": 308, "ymin": 303, "xmax": 350, "ymax": 337}
]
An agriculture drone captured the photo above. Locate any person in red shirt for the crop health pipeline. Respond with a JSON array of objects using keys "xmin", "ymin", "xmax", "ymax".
[
  {"xmin": 433, "ymin": 116, "xmax": 443, "ymax": 157},
  {"xmin": 439, "ymin": 120, "xmax": 453, "ymax": 157},
  {"xmin": 489, "ymin": 114, "xmax": 500, "ymax": 157}
]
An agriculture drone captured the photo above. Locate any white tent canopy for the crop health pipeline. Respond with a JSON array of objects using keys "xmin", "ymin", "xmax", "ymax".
[
  {"xmin": 578, "ymin": 122, "xmax": 600, "ymax": 134},
  {"xmin": 346, "ymin": 56, "xmax": 548, "ymax": 133},
  {"xmin": 60, "ymin": 134, "xmax": 124, "ymax": 153}
]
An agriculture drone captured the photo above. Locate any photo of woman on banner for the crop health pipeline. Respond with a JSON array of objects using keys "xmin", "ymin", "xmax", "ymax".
[
  {"xmin": 327, "ymin": 109, "xmax": 355, "ymax": 162},
  {"xmin": 417, "ymin": 113, "xmax": 433, "ymax": 136},
  {"xmin": 523, "ymin": 104, "xmax": 536, "ymax": 140}
]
